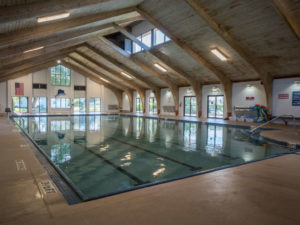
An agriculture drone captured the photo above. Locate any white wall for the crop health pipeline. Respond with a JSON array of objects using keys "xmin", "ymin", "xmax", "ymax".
[
  {"xmin": 273, "ymin": 77, "xmax": 300, "ymax": 117},
  {"xmin": 160, "ymin": 88, "xmax": 175, "ymax": 116},
  {"xmin": 232, "ymin": 81, "xmax": 267, "ymax": 116},
  {"xmin": 0, "ymin": 67, "xmax": 120, "ymax": 114},
  {"xmin": 122, "ymin": 92, "xmax": 130, "ymax": 111}
]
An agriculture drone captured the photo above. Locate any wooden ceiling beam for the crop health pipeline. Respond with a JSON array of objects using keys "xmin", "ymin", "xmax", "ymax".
[
  {"xmin": 0, "ymin": 17, "xmax": 142, "ymax": 59},
  {"xmin": 0, "ymin": 60, "xmax": 57, "ymax": 83},
  {"xmin": 272, "ymin": 0, "xmax": 300, "ymax": 39},
  {"xmin": 0, "ymin": 53, "xmax": 70, "ymax": 78},
  {"xmin": 67, "ymin": 54, "xmax": 133, "ymax": 92},
  {"xmin": 136, "ymin": 7, "xmax": 232, "ymax": 117},
  {"xmin": 74, "ymin": 50, "xmax": 146, "ymax": 92},
  {"xmin": 84, "ymin": 42, "xmax": 159, "ymax": 91},
  {"xmin": 0, "ymin": 0, "xmax": 111, "ymax": 24},
  {"xmin": 0, "ymin": 45, "xmax": 82, "ymax": 73},
  {"xmin": 185, "ymin": 0, "xmax": 273, "ymax": 114},
  {"xmin": 113, "ymin": 22, "xmax": 205, "ymax": 117},
  {"xmin": 0, "ymin": 7, "xmax": 137, "ymax": 47},
  {"xmin": 0, "ymin": 37, "xmax": 88, "ymax": 68},
  {"xmin": 98, "ymin": 37, "xmax": 180, "ymax": 115}
]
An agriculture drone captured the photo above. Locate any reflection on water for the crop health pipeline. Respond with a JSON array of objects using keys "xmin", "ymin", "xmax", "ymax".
[{"xmin": 13, "ymin": 115, "xmax": 290, "ymax": 200}]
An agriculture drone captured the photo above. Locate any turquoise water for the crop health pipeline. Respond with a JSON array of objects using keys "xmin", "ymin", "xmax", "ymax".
[{"xmin": 14, "ymin": 115, "xmax": 289, "ymax": 200}]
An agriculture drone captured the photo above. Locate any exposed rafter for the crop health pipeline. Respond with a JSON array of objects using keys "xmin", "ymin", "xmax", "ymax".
[
  {"xmin": 114, "ymin": 23, "xmax": 204, "ymax": 117},
  {"xmin": 0, "ymin": 60, "xmax": 57, "ymax": 83},
  {"xmin": 0, "ymin": 17, "xmax": 142, "ymax": 59},
  {"xmin": 67, "ymin": 54, "xmax": 133, "ymax": 93},
  {"xmin": 0, "ymin": 45, "xmax": 83, "ymax": 73},
  {"xmin": 136, "ymin": 6, "xmax": 232, "ymax": 117},
  {"xmin": 0, "ymin": 0, "xmax": 111, "ymax": 24},
  {"xmin": 74, "ymin": 50, "xmax": 146, "ymax": 112},
  {"xmin": 84, "ymin": 42, "xmax": 158, "ymax": 91},
  {"xmin": 0, "ymin": 37, "xmax": 89, "ymax": 68},
  {"xmin": 0, "ymin": 7, "xmax": 137, "ymax": 47},
  {"xmin": 185, "ymin": 0, "xmax": 273, "ymax": 114},
  {"xmin": 273, "ymin": 0, "xmax": 300, "ymax": 40}
]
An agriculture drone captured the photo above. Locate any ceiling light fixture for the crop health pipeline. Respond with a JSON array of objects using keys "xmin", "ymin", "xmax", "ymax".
[
  {"xmin": 121, "ymin": 71, "xmax": 133, "ymax": 79},
  {"xmin": 100, "ymin": 78, "xmax": 109, "ymax": 83},
  {"xmin": 23, "ymin": 46, "xmax": 44, "ymax": 53},
  {"xmin": 154, "ymin": 63, "xmax": 167, "ymax": 72},
  {"xmin": 211, "ymin": 48, "xmax": 228, "ymax": 61},
  {"xmin": 57, "ymin": 59, "xmax": 61, "ymax": 64},
  {"xmin": 37, "ymin": 12, "xmax": 70, "ymax": 23}
]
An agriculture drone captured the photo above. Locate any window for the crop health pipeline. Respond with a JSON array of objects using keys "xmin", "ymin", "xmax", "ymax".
[
  {"xmin": 74, "ymin": 98, "xmax": 86, "ymax": 113},
  {"xmin": 12, "ymin": 96, "xmax": 28, "ymax": 112},
  {"xmin": 50, "ymin": 65, "xmax": 71, "ymax": 86},
  {"xmin": 89, "ymin": 98, "xmax": 101, "ymax": 113},
  {"xmin": 136, "ymin": 97, "xmax": 142, "ymax": 113},
  {"xmin": 153, "ymin": 28, "xmax": 165, "ymax": 45},
  {"xmin": 142, "ymin": 31, "xmax": 152, "ymax": 47},
  {"xmin": 51, "ymin": 98, "xmax": 70, "ymax": 109},
  {"xmin": 149, "ymin": 97, "xmax": 157, "ymax": 114},
  {"xmin": 74, "ymin": 85, "xmax": 86, "ymax": 91},
  {"xmin": 133, "ymin": 35, "xmax": 142, "ymax": 53},
  {"xmin": 129, "ymin": 28, "xmax": 171, "ymax": 54},
  {"xmin": 33, "ymin": 83, "xmax": 47, "ymax": 89},
  {"xmin": 50, "ymin": 120, "xmax": 71, "ymax": 131},
  {"xmin": 32, "ymin": 97, "xmax": 47, "ymax": 113}
]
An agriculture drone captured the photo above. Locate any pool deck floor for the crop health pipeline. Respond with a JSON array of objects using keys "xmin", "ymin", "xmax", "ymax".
[{"xmin": 1, "ymin": 116, "xmax": 300, "ymax": 225}]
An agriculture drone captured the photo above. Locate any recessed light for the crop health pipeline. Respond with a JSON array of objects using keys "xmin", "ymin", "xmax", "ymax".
[
  {"xmin": 100, "ymin": 78, "xmax": 109, "ymax": 83},
  {"xmin": 57, "ymin": 59, "xmax": 61, "ymax": 64},
  {"xmin": 23, "ymin": 46, "xmax": 44, "ymax": 53},
  {"xmin": 154, "ymin": 63, "xmax": 167, "ymax": 72},
  {"xmin": 37, "ymin": 12, "xmax": 70, "ymax": 23},
  {"xmin": 121, "ymin": 72, "xmax": 133, "ymax": 79},
  {"xmin": 211, "ymin": 48, "xmax": 228, "ymax": 61}
]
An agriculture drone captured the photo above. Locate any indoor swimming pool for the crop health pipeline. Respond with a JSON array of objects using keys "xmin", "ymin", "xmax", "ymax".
[{"xmin": 13, "ymin": 115, "xmax": 290, "ymax": 201}]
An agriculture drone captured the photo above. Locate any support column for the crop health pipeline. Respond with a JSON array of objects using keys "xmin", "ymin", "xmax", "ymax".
[
  {"xmin": 192, "ymin": 83, "xmax": 202, "ymax": 118},
  {"xmin": 170, "ymin": 86, "xmax": 179, "ymax": 116},
  {"xmin": 224, "ymin": 80, "xmax": 232, "ymax": 119},
  {"xmin": 137, "ymin": 89, "xmax": 146, "ymax": 114},
  {"xmin": 154, "ymin": 89, "xmax": 161, "ymax": 115},
  {"xmin": 126, "ymin": 91, "xmax": 133, "ymax": 113}
]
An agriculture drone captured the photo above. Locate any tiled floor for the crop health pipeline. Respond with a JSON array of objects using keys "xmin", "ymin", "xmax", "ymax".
[{"xmin": 1, "ymin": 116, "xmax": 300, "ymax": 225}]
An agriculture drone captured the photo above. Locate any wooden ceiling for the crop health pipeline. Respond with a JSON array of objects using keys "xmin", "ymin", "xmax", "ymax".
[{"xmin": 0, "ymin": 0, "xmax": 299, "ymax": 96}]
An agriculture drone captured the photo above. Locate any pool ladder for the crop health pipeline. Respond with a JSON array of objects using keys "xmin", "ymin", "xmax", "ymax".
[{"xmin": 250, "ymin": 115, "xmax": 295, "ymax": 134}]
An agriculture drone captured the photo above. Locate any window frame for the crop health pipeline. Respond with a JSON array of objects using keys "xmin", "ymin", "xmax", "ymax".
[
  {"xmin": 50, "ymin": 65, "xmax": 71, "ymax": 86},
  {"xmin": 12, "ymin": 96, "xmax": 28, "ymax": 113}
]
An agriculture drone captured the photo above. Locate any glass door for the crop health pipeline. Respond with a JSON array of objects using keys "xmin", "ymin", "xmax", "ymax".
[
  {"xmin": 74, "ymin": 98, "xmax": 86, "ymax": 113},
  {"xmin": 148, "ymin": 97, "xmax": 157, "ymax": 114},
  {"xmin": 184, "ymin": 96, "xmax": 197, "ymax": 116},
  {"xmin": 207, "ymin": 95, "xmax": 224, "ymax": 118},
  {"xmin": 136, "ymin": 98, "xmax": 142, "ymax": 113}
]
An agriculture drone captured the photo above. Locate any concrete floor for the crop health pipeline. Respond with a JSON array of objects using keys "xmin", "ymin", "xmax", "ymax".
[{"xmin": 1, "ymin": 116, "xmax": 300, "ymax": 225}]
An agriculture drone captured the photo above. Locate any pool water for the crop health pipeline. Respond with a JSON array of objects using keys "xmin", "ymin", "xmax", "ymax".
[{"xmin": 14, "ymin": 115, "xmax": 290, "ymax": 200}]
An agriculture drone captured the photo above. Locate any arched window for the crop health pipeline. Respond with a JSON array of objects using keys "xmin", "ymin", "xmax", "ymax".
[{"xmin": 50, "ymin": 65, "xmax": 71, "ymax": 86}]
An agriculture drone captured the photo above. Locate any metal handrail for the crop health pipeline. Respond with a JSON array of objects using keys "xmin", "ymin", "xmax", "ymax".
[{"xmin": 250, "ymin": 114, "xmax": 294, "ymax": 133}]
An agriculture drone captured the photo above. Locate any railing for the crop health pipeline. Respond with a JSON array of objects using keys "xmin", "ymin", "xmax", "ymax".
[{"xmin": 250, "ymin": 115, "xmax": 295, "ymax": 133}]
